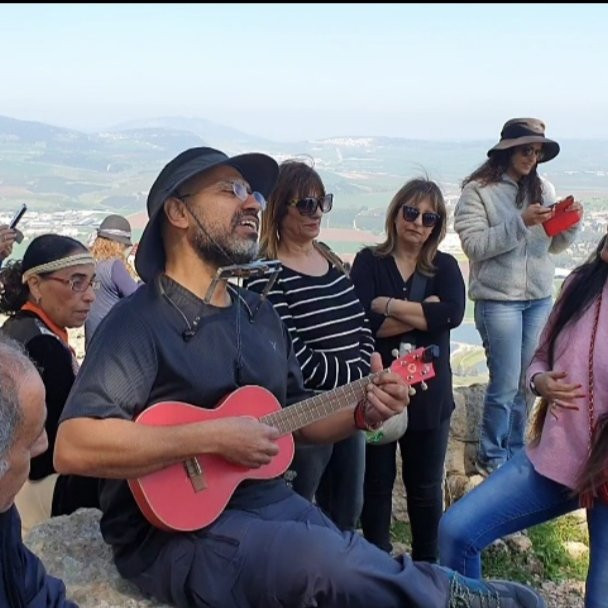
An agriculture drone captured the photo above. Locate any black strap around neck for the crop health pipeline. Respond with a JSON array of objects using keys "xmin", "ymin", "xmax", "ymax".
[
  {"xmin": 408, "ymin": 270, "xmax": 427, "ymax": 303},
  {"xmin": 400, "ymin": 270, "xmax": 428, "ymax": 348}
]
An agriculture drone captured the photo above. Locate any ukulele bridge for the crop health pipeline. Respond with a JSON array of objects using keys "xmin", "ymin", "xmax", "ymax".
[{"xmin": 184, "ymin": 457, "xmax": 206, "ymax": 492}]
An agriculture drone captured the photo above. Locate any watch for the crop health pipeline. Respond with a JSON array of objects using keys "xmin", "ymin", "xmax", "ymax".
[{"xmin": 529, "ymin": 373, "xmax": 542, "ymax": 397}]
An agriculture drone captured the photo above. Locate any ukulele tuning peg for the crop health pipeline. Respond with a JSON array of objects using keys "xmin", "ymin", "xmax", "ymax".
[
  {"xmin": 391, "ymin": 349, "xmax": 400, "ymax": 359},
  {"xmin": 420, "ymin": 381, "xmax": 428, "ymax": 391},
  {"xmin": 399, "ymin": 342, "xmax": 413, "ymax": 356},
  {"xmin": 408, "ymin": 386, "xmax": 417, "ymax": 396}
]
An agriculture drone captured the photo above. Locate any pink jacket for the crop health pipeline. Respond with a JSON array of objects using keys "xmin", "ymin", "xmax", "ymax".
[{"xmin": 526, "ymin": 280, "xmax": 608, "ymax": 490}]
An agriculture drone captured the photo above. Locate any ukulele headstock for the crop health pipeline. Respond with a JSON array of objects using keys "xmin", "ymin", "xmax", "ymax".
[{"xmin": 389, "ymin": 344, "xmax": 439, "ymax": 395}]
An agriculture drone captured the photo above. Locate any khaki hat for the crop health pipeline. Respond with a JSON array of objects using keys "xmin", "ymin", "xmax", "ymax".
[{"xmin": 487, "ymin": 118, "xmax": 560, "ymax": 162}]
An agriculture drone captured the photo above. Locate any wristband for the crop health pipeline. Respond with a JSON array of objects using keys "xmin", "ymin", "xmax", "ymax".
[
  {"xmin": 529, "ymin": 372, "xmax": 542, "ymax": 397},
  {"xmin": 354, "ymin": 400, "xmax": 383, "ymax": 431}
]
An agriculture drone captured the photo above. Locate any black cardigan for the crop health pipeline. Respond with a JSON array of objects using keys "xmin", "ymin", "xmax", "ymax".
[
  {"xmin": 1, "ymin": 311, "xmax": 100, "ymax": 515},
  {"xmin": 350, "ymin": 248, "xmax": 465, "ymax": 430},
  {"xmin": 2, "ymin": 312, "xmax": 74, "ymax": 481}
]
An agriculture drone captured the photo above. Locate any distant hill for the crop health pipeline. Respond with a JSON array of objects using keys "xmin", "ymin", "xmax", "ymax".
[
  {"xmin": 0, "ymin": 115, "xmax": 206, "ymax": 214},
  {"xmin": 2, "ymin": 114, "xmax": 608, "ymax": 218},
  {"xmin": 109, "ymin": 116, "xmax": 272, "ymax": 149}
]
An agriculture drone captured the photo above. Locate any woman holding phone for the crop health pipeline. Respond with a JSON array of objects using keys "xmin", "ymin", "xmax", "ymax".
[{"xmin": 453, "ymin": 117, "xmax": 582, "ymax": 476}]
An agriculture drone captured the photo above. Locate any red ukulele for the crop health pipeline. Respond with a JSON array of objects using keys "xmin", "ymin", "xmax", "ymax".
[{"xmin": 128, "ymin": 345, "xmax": 438, "ymax": 532}]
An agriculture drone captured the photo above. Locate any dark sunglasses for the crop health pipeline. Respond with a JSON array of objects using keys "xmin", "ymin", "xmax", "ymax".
[
  {"xmin": 287, "ymin": 193, "xmax": 334, "ymax": 216},
  {"xmin": 401, "ymin": 205, "xmax": 441, "ymax": 228}
]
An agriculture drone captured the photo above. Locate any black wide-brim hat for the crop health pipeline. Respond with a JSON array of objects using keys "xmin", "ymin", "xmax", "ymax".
[
  {"xmin": 487, "ymin": 117, "xmax": 560, "ymax": 163},
  {"xmin": 135, "ymin": 147, "xmax": 279, "ymax": 283}
]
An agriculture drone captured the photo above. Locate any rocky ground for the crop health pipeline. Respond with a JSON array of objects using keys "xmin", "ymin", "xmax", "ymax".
[{"xmin": 540, "ymin": 581, "xmax": 585, "ymax": 608}]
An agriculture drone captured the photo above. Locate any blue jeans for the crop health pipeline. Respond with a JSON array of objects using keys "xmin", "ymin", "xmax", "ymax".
[
  {"xmin": 290, "ymin": 432, "xmax": 365, "ymax": 531},
  {"xmin": 439, "ymin": 450, "xmax": 608, "ymax": 608},
  {"xmin": 474, "ymin": 298, "xmax": 552, "ymax": 468}
]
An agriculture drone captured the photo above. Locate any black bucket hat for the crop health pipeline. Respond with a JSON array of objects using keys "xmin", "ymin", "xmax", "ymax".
[
  {"xmin": 135, "ymin": 147, "xmax": 279, "ymax": 283},
  {"xmin": 487, "ymin": 117, "xmax": 560, "ymax": 163},
  {"xmin": 98, "ymin": 214, "xmax": 132, "ymax": 246}
]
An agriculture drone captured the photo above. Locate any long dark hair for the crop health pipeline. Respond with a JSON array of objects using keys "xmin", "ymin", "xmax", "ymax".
[
  {"xmin": 0, "ymin": 234, "xmax": 87, "ymax": 313},
  {"xmin": 528, "ymin": 233, "xmax": 608, "ymax": 497},
  {"xmin": 462, "ymin": 149, "xmax": 543, "ymax": 208}
]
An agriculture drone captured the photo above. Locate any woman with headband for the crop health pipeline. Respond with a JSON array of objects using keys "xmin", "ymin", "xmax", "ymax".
[{"xmin": 0, "ymin": 234, "xmax": 101, "ymax": 532}]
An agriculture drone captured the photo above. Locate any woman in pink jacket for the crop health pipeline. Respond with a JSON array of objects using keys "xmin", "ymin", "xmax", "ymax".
[{"xmin": 439, "ymin": 228, "xmax": 608, "ymax": 608}]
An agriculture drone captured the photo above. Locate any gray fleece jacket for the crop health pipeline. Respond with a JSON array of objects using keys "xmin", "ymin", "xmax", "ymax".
[{"xmin": 454, "ymin": 174, "xmax": 579, "ymax": 301}]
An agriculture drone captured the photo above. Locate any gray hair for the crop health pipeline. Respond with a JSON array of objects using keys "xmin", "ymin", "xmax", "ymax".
[{"xmin": 0, "ymin": 336, "xmax": 36, "ymax": 477}]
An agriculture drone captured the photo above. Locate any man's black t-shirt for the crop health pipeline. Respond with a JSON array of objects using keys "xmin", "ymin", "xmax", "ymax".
[{"xmin": 60, "ymin": 275, "xmax": 309, "ymax": 577}]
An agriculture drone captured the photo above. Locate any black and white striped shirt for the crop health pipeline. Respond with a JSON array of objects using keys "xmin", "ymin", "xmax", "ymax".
[{"xmin": 247, "ymin": 263, "xmax": 375, "ymax": 392}]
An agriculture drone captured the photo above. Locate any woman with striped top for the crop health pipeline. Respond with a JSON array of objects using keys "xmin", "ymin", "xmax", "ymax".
[{"xmin": 246, "ymin": 160, "xmax": 374, "ymax": 531}]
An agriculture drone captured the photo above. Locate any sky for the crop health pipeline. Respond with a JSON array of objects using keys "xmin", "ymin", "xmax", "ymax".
[{"xmin": 1, "ymin": 3, "xmax": 608, "ymax": 142}]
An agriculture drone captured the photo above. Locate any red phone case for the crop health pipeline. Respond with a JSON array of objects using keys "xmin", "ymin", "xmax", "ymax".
[{"xmin": 542, "ymin": 196, "xmax": 581, "ymax": 236}]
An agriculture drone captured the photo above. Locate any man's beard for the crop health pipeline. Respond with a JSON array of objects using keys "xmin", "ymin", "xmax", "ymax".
[{"xmin": 188, "ymin": 212, "xmax": 259, "ymax": 268}]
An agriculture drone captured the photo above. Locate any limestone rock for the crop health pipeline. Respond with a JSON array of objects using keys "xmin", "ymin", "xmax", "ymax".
[
  {"xmin": 563, "ymin": 541, "xmax": 589, "ymax": 560},
  {"xmin": 444, "ymin": 436, "xmax": 466, "ymax": 475},
  {"xmin": 505, "ymin": 531, "xmax": 533, "ymax": 554},
  {"xmin": 444, "ymin": 474, "xmax": 469, "ymax": 505},
  {"xmin": 450, "ymin": 384, "xmax": 485, "ymax": 442},
  {"xmin": 24, "ymin": 509, "xmax": 169, "ymax": 608}
]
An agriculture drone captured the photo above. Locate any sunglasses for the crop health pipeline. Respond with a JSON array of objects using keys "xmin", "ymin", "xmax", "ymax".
[
  {"xmin": 401, "ymin": 205, "xmax": 441, "ymax": 228},
  {"xmin": 287, "ymin": 193, "xmax": 334, "ymax": 216},
  {"xmin": 518, "ymin": 145, "xmax": 544, "ymax": 161}
]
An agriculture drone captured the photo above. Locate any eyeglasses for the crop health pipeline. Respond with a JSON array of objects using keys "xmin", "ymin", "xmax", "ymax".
[
  {"xmin": 287, "ymin": 193, "xmax": 334, "ymax": 216},
  {"xmin": 43, "ymin": 276, "xmax": 100, "ymax": 292},
  {"xmin": 518, "ymin": 145, "xmax": 544, "ymax": 161},
  {"xmin": 401, "ymin": 205, "xmax": 441, "ymax": 228},
  {"xmin": 180, "ymin": 180, "xmax": 266, "ymax": 210}
]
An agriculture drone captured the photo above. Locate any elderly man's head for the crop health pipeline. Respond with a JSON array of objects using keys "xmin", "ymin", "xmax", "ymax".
[{"xmin": 0, "ymin": 337, "xmax": 48, "ymax": 512}]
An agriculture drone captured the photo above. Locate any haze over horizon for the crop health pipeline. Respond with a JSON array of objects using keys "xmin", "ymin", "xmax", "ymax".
[{"xmin": 1, "ymin": 3, "xmax": 607, "ymax": 142}]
